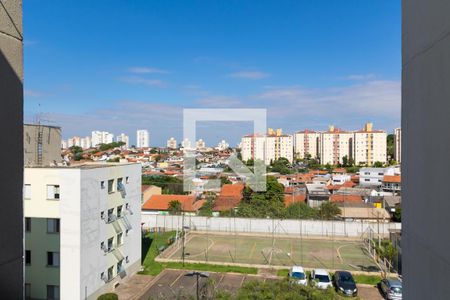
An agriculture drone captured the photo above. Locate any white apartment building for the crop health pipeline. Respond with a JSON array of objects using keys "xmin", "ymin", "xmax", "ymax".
[
  {"xmin": 67, "ymin": 136, "xmax": 81, "ymax": 148},
  {"xmin": 294, "ymin": 130, "xmax": 321, "ymax": 160},
  {"xmin": 241, "ymin": 129, "xmax": 293, "ymax": 165},
  {"xmin": 353, "ymin": 123, "xmax": 387, "ymax": 165},
  {"xmin": 80, "ymin": 136, "xmax": 92, "ymax": 149},
  {"xmin": 61, "ymin": 140, "xmax": 67, "ymax": 149},
  {"xmin": 241, "ymin": 134, "xmax": 266, "ymax": 163},
  {"xmin": 320, "ymin": 126, "xmax": 354, "ymax": 165},
  {"xmin": 166, "ymin": 137, "xmax": 177, "ymax": 149},
  {"xmin": 196, "ymin": 139, "xmax": 206, "ymax": 150},
  {"xmin": 216, "ymin": 140, "xmax": 229, "ymax": 151},
  {"xmin": 181, "ymin": 138, "xmax": 192, "ymax": 149},
  {"xmin": 24, "ymin": 163, "xmax": 141, "ymax": 300},
  {"xmin": 294, "ymin": 123, "xmax": 387, "ymax": 166},
  {"xmin": 359, "ymin": 167, "xmax": 388, "ymax": 186},
  {"xmin": 394, "ymin": 128, "xmax": 401, "ymax": 163},
  {"xmin": 136, "ymin": 130, "xmax": 149, "ymax": 148},
  {"xmin": 116, "ymin": 133, "xmax": 129, "ymax": 148},
  {"xmin": 91, "ymin": 131, "xmax": 114, "ymax": 147}
]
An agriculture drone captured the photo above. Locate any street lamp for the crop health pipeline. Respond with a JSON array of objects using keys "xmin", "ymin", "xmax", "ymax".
[{"xmin": 185, "ymin": 271, "xmax": 209, "ymax": 300}]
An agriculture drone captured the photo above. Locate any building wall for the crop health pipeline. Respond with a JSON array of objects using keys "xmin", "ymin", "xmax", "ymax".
[
  {"xmin": 24, "ymin": 164, "xmax": 142, "ymax": 300},
  {"xmin": 24, "ymin": 124, "xmax": 62, "ymax": 166},
  {"xmin": 294, "ymin": 131, "xmax": 321, "ymax": 159},
  {"xmin": 0, "ymin": 1, "xmax": 23, "ymax": 294},
  {"xmin": 394, "ymin": 128, "xmax": 401, "ymax": 163},
  {"xmin": 403, "ymin": 1, "xmax": 450, "ymax": 298}
]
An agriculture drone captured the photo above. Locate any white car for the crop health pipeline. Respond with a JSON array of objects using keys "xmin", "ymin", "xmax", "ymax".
[
  {"xmin": 311, "ymin": 269, "xmax": 332, "ymax": 289},
  {"xmin": 289, "ymin": 266, "xmax": 307, "ymax": 286}
]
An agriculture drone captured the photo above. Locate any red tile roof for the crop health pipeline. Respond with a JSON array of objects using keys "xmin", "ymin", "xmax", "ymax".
[
  {"xmin": 142, "ymin": 194, "xmax": 197, "ymax": 212},
  {"xmin": 283, "ymin": 194, "xmax": 306, "ymax": 207},
  {"xmin": 213, "ymin": 183, "xmax": 245, "ymax": 212},
  {"xmin": 330, "ymin": 194, "xmax": 363, "ymax": 203},
  {"xmin": 383, "ymin": 175, "xmax": 401, "ymax": 183}
]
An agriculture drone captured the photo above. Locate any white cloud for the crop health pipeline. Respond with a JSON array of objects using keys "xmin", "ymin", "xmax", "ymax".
[
  {"xmin": 119, "ymin": 76, "xmax": 167, "ymax": 87},
  {"xmin": 344, "ymin": 73, "xmax": 376, "ymax": 81},
  {"xmin": 195, "ymin": 95, "xmax": 242, "ymax": 107},
  {"xmin": 228, "ymin": 71, "xmax": 270, "ymax": 80},
  {"xmin": 127, "ymin": 67, "xmax": 169, "ymax": 74}
]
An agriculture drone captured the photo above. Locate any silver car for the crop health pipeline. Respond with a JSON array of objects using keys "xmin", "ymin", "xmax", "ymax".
[{"xmin": 379, "ymin": 278, "xmax": 402, "ymax": 300}]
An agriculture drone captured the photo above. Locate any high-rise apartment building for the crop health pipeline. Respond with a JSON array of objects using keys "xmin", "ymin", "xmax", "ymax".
[
  {"xmin": 241, "ymin": 129, "xmax": 293, "ymax": 165},
  {"xmin": 216, "ymin": 140, "xmax": 229, "ymax": 151},
  {"xmin": 181, "ymin": 138, "xmax": 192, "ymax": 149},
  {"xmin": 80, "ymin": 136, "xmax": 92, "ymax": 149},
  {"xmin": 196, "ymin": 139, "xmax": 206, "ymax": 149},
  {"xmin": 294, "ymin": 123, "xmax": 387, "ymax": 166},
  {"xmin": 24, "ymin": 163, "xmax": 141, "ymax": 299},
  {"xmin": 136, "ymin": 130, "xmax": 149, "ymax": 148},
  {"xmin": 91, "ymin": 131, "xmax": 114, "ymax": 147},
  {"xmin": 394, "ymin": 128, "xmax": 401, "ymax": 163},
  {"xmin": 353, "ymin": 123, "xmax": 387, "ymax": 166},
  {"xmin": 294, "ymin": 130, "xmax": 321, "ymax": 160},
  {"xmin": 166, "ymin": 137, "xmax": 177, "ymax": 149},
  {"xmin": 116, "ymin": 133, "xmax": 129, "ymax": 148}
]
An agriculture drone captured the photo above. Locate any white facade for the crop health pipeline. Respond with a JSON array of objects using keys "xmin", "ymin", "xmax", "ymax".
[
  {"xmin": 80, "ymin": 136, "xmax": 92, "ymax": 149},
  {"xmin": 91, "ymin": 131, "xmax": 114, "ymax": 147},
  {"xmin": 116, "ymin": 133, "xmax": 129, "ymax": 148},
  {"xmin": 294, "ymin": 130, "xmax": 321, "ymax": 159},
  {"xmin": 166, "ymin": 137, "xmax": 177, "ymax": 149},
  {"xmin": 320, "ymin": 127, "xmax": 353, "ymax": 165},
  {"xmin": 136, "ymin": 130, "xmax": 149, "ymax": 148},
  {"xmin": 196, "ymin": 139, "xmax": 206, "ymax": 149},
  {"xmin": 24, "ymin": 163, "xmax": 141, "ymax": 300},
  {"xmin": 294, "ymin": 123, "xmax": 387, "ymax": 166},
  {"xmin": 181, "ymin": 138, "xmax": 192, "ymax": 149},
  {"xmin": 241, "ymin": 130, "xmax": 293, "ymax": 165},
  {"xmin": 61, "ymin": 140, "xmax": 68, "ymax": 149},
  {"xmin": 394, "ymin": 128, "xmax": 401, "ymax": 163},
  {"xmin": 68, "ymin": 136, "xmax": 81, "ymax": 148},
  {"xmin": 216, "ymin": 140, "xmax": 230, "ymax": 151},
  {"xmin": 359, "ymin": 167, "xmax": 386, "ymax": 186}
]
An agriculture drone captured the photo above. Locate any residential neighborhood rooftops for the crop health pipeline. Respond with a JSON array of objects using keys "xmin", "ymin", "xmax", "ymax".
[{"xmin": 142, "ymin": 194, "xmax": 199, "ymax": 212}]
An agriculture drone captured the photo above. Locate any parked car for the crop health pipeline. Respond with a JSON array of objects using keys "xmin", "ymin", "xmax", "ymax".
[
  {"xmin": 379, "ymin": 278, "xmax": 402, "ymax": 300},
  {"xmin": 333, "ymin": 271, "xmax": 358, "ymax": 297},
  {"xmin": 289, "ymin": 266, "xmax": 307, "ymax": 286},
  {"xmin": 311, "ymin": 269, "xmax": 332, "ymax": 289}
]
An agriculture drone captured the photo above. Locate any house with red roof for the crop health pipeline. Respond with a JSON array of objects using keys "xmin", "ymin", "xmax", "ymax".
[
  {"xmin": 142, "ymin": 194, "xmax": 204, "ymax": 215},
  {"xmin": 212, "ymin": 183, "xmax": 245, "ymax": 213}
]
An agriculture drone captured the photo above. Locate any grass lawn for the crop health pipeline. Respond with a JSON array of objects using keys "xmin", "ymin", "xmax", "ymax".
[{"xmin": 139, "ymin": 231, "xmax": 257, "ymax": 276}]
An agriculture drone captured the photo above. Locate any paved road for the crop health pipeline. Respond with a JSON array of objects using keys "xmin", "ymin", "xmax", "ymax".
[{"xmin": 139, "ymin": 269, "xmax": 384, "ymax": 300}]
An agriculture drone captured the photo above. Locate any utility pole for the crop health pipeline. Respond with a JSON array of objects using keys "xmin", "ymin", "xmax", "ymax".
[{"xmin": 182, "ymin": 212, "xmax": 186, "ymax": 267}]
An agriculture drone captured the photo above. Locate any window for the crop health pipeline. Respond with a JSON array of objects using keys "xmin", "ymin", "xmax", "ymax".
[
  {"xmin": 47, "ymin": 252, "xmax": 60, "ymax": 267},
  {"xmin": 47, "ymin": 185, "xmax": 60, "ymax": 200},
  {"xmin": 365, "ymin": 179, "xmax": 370, "ymax": 182},
  {"xmin": 108, "ymin": 179, "xmax": 114, "ymax": 193},
  {"xmin": 46, "ymin": 285, "xmax": 60, "ymax": 300},
  {"xmin": 101, "ymin": 181, "xmax": 105, "ymax": 189},
  {"xmin": 107, "ymin": 208, "xmax": 115, "ymax": 223},
  {"xmin": 24, "ymin": 184, "xmax": 31, "ymax": 199},
  {"xmin": 117, "ymin": 232, "xmax": 123, "ymax": 246},
  {"xmin": 117, "ymin": 178, "xmax": 123, "ymax": 191},
  {"xmin": 100, "ymin": 211, "xmax": 105, "ymax": 220},
  {"xmin": 117, "ymin": 260, "xmax": 124, "ymax": 274},
  {"xmin": 25, "ymin": 217, "xmax": 31, "ymax": 232},
  {"xmin": 107, "ymin": 266, "xmax": 114, "ymax": 281},
  {"xmin": 117, "ymin": 205, "xmax": 123, "ymax": 218},
  {"xmin": 25, "ymin": 283, "xmax": 31, "ymax": 298},
  {"xmin": 107, "ymin": 237, "xmax": 114, "ymax": 252},
  {"xmin": 25, "ymin": 250, "xmax": 31, "ymax": 265},
  {"xmin": 125, "ymin": 176, "xmax": 130, "ymax": 184},
  {"xmin": 47, "ymin": 219, "xmax": 60, "ymax": 233}
]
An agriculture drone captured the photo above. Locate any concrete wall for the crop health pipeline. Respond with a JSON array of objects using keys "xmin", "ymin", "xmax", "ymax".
[
  {"xmin": 403, "ymin": 0, "xmax": 450, "ymax": 299},
  {"xmin": 142, "ymin": 214, "xmax": 401, "ymax": 238},
  {"xmin": 0, "ymin": 0, "xmax": 23, "ymax": 297},
  {"xmin": 24, "ymin": 124, "xmax": 62, "ymax": 166}
]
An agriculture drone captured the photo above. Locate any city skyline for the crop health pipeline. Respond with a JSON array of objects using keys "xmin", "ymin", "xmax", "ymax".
[{"xmin": 24, "ymin": 0, "xmax": 400, "ymax": 146}]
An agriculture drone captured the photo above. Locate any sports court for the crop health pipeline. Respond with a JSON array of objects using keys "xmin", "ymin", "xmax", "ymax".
[{"xmin": 159, "ymin": 233, "xmax": 380, "ymax": 272}]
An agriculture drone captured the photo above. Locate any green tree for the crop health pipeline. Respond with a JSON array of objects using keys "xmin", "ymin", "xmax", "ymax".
[
  {"xmin": 271, "ymin": 157, "xmax": 293, "ymax": 174},
  {"xmin": 393, "ymin": 207, "xmax": 401, "ymax": 222},
  {"xmin": 167, "ymin": 200, "xmax": 182, "ymax": 215},
  {"xmin": 387, "ymin": 134, "xmax": 395, "ymax": 159},
  {"xmin": 286, "ymin": 202, "xmax": 318, "ymax": 219},
  {"xmin": 98, "ymin": 142, "xmax": 125, "ymax": 151},
  {"xmin": 373, "ymin": 161, "xmax": 384, "ymax": 168},
  {"xmin": 318, "ymin": 202, "xmax": 341, "ymax": 220}
]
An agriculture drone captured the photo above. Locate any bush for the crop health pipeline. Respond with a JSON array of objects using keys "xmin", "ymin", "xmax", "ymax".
[{"xmin": 97, "ymin": 293, "xmax": 118, "ymax": 300}]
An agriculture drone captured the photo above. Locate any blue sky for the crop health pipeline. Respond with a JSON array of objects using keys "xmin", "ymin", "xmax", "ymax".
[{"xmin": 24, "ymin": 0, "xmax": 401, "ymax": 146}]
